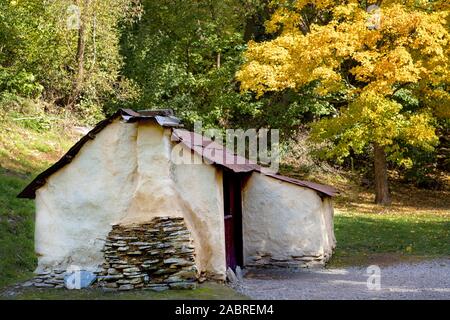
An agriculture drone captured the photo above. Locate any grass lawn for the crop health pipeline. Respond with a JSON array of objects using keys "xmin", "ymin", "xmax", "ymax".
[
  {"xmin": 329, "ymin": 211, "xmax": 450, "ymax": 267},
  {"xmin": 1, "ymin": 282, "xmax": 247, "ymax": 300},
  {"xmin": 328, "ymin": 180, "xmax": 450, "ymax": 267},
  {"xmin": 0, "ymin": 171, "xmax": 36, "ymax": 288},
  {"xmin": 0, "ymin": 109, "xmax": 78, "ymax": 288}
]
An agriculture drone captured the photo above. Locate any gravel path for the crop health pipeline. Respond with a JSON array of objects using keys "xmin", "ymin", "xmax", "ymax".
[{"xmin": 235, "ymin": 259, "xmax": 450, "ymax": 300}]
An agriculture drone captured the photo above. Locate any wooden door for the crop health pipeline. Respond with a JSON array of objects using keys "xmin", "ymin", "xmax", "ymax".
[{"xmin": 223, "ymin": 170, "xmax": 243, "ymax": 270}]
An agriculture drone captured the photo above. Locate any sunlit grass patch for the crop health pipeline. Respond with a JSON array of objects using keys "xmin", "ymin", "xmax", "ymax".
[
  {"xmin": 0, "ymin": 172, "xmax": 36, "ymax": 288},
  {"xmin": 329, "ymin": 210, "xmax": 450, "ymax": 267},
  {"xmin": 0, "ymin": 104, "xmax": 78, "ymax": 288}
]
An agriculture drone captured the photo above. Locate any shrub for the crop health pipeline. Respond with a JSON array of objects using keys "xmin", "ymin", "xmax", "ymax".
[{"xmin": 0, "ymin": 67, "xmax": 43, "ymax": 98}]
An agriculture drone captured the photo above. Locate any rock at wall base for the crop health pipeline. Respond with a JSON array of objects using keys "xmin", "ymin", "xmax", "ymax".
[
  {"xmin": 235, "ymin": 266, "xmax": 244, "ymax": 282},
  {"xmin": 144, "ymin": 285, "xmax": 169, "ymax": 292},
  {"xmin": 34, "ymin": 283, "xmax": 55, "ymax": 288},
  {"xmin": 21, "ymin": 281, "xmax": 34, "ymax": 288},
  {"xmin": 118, "ymin": 284, "xmax": 134, "ymax": 291},
  {"xmin": 168, "ymin": 282, "xmax": 197, "ymax": 290},
  {"xmin": 226, "ymin": 267, "xmax": 238, "ymax": 284}
]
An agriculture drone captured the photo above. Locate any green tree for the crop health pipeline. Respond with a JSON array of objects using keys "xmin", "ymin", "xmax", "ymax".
[
  {"xmin": 237, "ymin": 0, "xmax": 449, "ymax": 204},
  {"xmin": 0, "ymin": 0, "xmax": 138, "ymax": 120},
  {"xmin": 119, "ymin": 0, "xmax": 275, "ymax": 128}
]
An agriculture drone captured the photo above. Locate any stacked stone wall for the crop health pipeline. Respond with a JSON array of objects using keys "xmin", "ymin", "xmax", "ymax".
[{"xmin": 97, "ymin": 217, "xmax": 197, "ymax": 291}]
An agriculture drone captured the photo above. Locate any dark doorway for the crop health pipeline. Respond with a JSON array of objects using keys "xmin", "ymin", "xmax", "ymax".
[{"xmin": 223, "ymin": 170, "xmax": 243, "ymax": 270}]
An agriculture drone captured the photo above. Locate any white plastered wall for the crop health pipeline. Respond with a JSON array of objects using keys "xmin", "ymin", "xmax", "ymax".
[
  {"xmin": 34, "ymin": 120, "xmax": 226, "ymax": 278},
  {"xmin": 35, "ymin": 119, "xmax": 139, "ymax": 272},
  {"xmin": 171, "ymin": 145, "xmax": 226, "ymax": 279},
  {"xmin": 242, "ymin": 172, "xmax": 336, "ymax": 264}
]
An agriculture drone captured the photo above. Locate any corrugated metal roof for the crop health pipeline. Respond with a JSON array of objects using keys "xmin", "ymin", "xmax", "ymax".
[
  {"xmin": 262, "ymin": 174, "xmax": 338, "ymax": 197},
  {"xmin": 172, "ymin": 129, "xmax": 260, "ymax": 173},
  {"xmin": 171, "ymin": 129, "xmax": 337, "ymax": 197},
  {"xmin": 18, "ymin": 109, "xmax": 337, "ymax": 199},
  {"xmin": 121, "ymin": 108, "xmax": 182, "ymax": 127}
]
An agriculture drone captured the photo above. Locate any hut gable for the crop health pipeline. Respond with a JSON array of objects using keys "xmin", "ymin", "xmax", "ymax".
[
  {"xmin": 19, "ymin": 109, "xmax": 336, "ymax": 199},
  {"xmin": 18, "ymin": 109, "xmax": 337, "ymax": 290}
]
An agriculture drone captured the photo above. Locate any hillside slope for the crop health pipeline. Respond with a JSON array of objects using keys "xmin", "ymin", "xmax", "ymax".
[{"xmin": 0, "ymin": 102, "xmax": 78, "ymax": 287}]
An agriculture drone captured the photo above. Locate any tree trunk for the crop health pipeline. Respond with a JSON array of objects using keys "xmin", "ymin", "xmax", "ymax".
[
  {"xmin": 243, "ymin": 14, "xmax": 258, "ymax": 42},
  {"xmin": 373, "ymin": 143, "xmax": 391, "ymax": 205},
  {"xmin": 67, "ymin": 0, "xmax": 90, "ymax": 108}
]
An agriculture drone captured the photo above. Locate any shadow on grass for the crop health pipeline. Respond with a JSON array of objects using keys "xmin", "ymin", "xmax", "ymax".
[
  {"xmin": 1, "ymin": 282, "xmax": 247, "ymax": 300},
  {"xmin": 0, "ymin": 171, "xmax": 36, "ymax": 289},
  {"xmin": 328, "ymin": 213, "xmax": 450, "ymax": 267}
]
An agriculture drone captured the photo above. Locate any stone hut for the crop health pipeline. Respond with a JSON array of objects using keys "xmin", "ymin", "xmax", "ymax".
[{"xmin": 18, "ymin": 109, "xmax": 337, "ymax": 290}]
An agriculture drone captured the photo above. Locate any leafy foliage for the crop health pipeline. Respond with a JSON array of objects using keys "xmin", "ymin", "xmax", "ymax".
[
  {"xmin": 237, "ymin": 0, "xmax": 450, "ymax": 196},
  {"xmin": 0, "ymin": 68, "xmax": 43, "ymax": 98},
  {"xmin": 119, "ymin": 0, "xmax": 264, "ymax": 128},
  {"xmin": 0, "ymin": 0, "xmax": 448, "ymax": 188},
  {"xmin": 0, "ymin": 0, "xmax": 138, "ymax": 118}
]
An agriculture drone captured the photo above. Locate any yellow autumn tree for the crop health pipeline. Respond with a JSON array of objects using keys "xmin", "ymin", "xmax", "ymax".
[{"xmin": 237, "ymin": 0, "xmax": 449, "ymax": 204}]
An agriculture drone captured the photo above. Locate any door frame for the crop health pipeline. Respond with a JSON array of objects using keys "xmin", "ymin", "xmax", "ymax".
[{"xmin": 223, "ymin": 169, "xmax": 244, "ymax": 270}]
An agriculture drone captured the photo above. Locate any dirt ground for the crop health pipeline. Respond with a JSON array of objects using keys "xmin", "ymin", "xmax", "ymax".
[{"xmin": 235, "ymin": 258, "xmax": 450, "ymax": 300}]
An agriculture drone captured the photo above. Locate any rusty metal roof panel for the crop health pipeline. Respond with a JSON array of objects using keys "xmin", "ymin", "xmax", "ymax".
[
  {"xmin": 171, "ymin": 129, "xmax": 336, "ymax": 196},
  {"xmin": 261, "ymin": 173, "xmax": 338, "ymax": 197},
  {"xmin": 154, "ymin": 115, "xmax": 182, "ymax": 127},
  {"xmin": 171, "ymin": 129, "xmax": 259, "ymax": 173},
  {"xmin": 18, "ymin": 110, "xmax": 337, "ymax": 199},
  {"xmin": 121, "ymin": 109, "xmax": 182, "ymax": 127},
  {"xmin": 137, "ymin": 109, "xmax": 174, "ymax": 117},
  {"xmin": 172, "ymin": 129, "xmax": 337, "ymax": 195}
]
